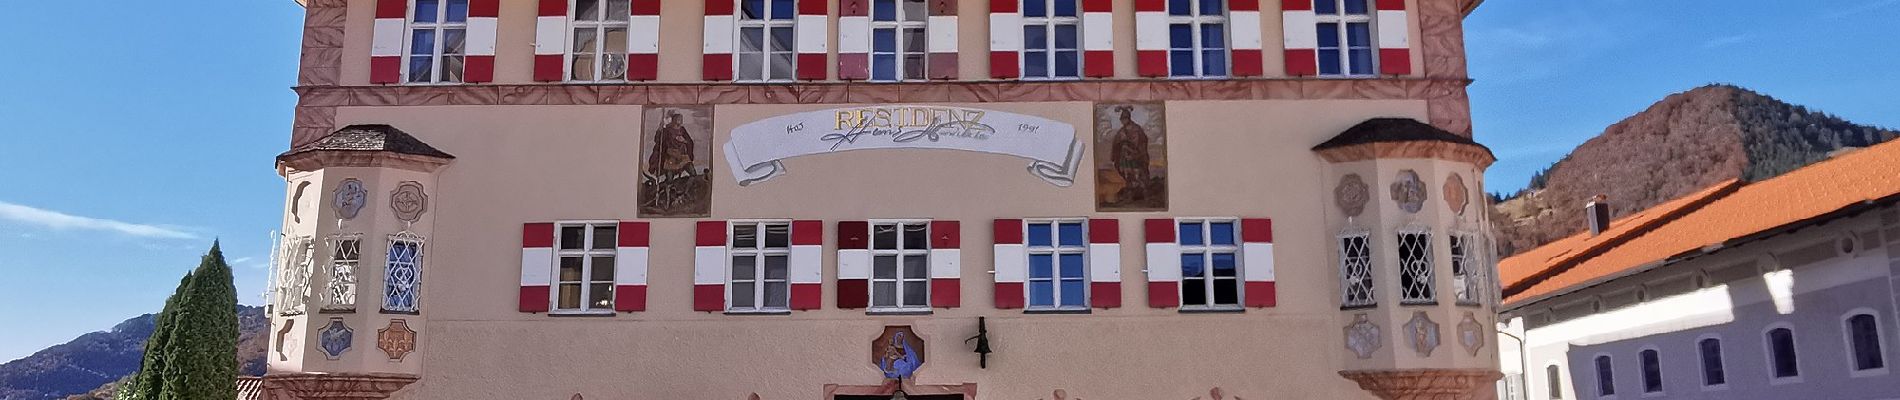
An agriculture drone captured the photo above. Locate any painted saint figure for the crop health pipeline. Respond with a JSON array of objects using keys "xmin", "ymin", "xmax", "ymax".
[
  {"xmin": 1109, "ymin": 106, "xmax": 1152, "ymax": 203},
  {"xmin": 639, "ymin": 108, "xmax": 712, "ymax": 217},
  {"xmin": 879, "ymin": 331, "xmax": 921, "ymax": 380},
  {"xmin": 647, "ymin": 112, "xmax": 697, "ymax": 179}
]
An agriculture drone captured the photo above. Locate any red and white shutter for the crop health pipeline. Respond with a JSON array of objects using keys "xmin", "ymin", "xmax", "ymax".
[
  {"xmin": 1133, "ymin": 0, "xmax": 1167, "ymax": 77},
  {"xmin": 838, "ymin": 0, "xmax": 872, "ymax": 80},
  {"xmin": 693, "ymin": 221, "xmax": 727, "ymax": 312},
  {"xmin": 465, "ymin": 0, "xmax": 499, "ymax": 82},
  {"xmin": 987, "ymin": 0, "xmax": 1021, "ymax": 79},
  {"xmin": 370, "ymin": 0, "xmax": 406, "ymax": 84},
  {"xmin": 628, "ymin": 1, "xmax": 662, "ymax": 80},
  {"xmin": 992, "ymin": 219, "xmax": 1026, "ymax": 309},
  {"xmin": 1241, "ymin": 219, "xmax": 1277, "ymax": 308},
  {"xmin": 1081, "ymin": 0, "xmax": 1114, "ymax": 77},
  {"xmin": 702, "ymin": 0, "xmax": 736, "ymax": 81},
  {"xmin": 789, "ymin": 220, "xmax": 824, "ymax": 310},
  {"xmin": 930, "ymin": 220, "xmax": 961, "ymax": 308},
  {"xmin": 533, "ymin": 0, "xmax": 568, "ymax": 81},
  {"xmin": 1088, "ymin": 219, "xmax": 1122, "ymax": 308},
  {"xmin": 614, "ymin": 221, "xmax": 650, "ymax": 312},
  {"xmin": 1229, "ymin": 0, "xmax": 1264, "ymax": 77},
  {"xmin": 796, "ymin": 0, "xmax": 829, "ymax": 80},
  {"xmin": 1280, "ymin": 0, "xmax": 1318, "ymax": 76},
  {"xmin": 1144, "ymin": 218, "xmax": 1180, "ymax": 308},
  {"xmin": 518, "ymin": 223, "xmax": 555, "ymax": 312},
  {"xmin": 1374, "ymin": 0, "xmax": 1410, "ymax": 75},
  {"xmin": 836, "ymin": 221, "xmax": 872, "ymax": 309},
  {"xmin": 927, "ymin": 1, "xmax": 960, "ymax": 79}
]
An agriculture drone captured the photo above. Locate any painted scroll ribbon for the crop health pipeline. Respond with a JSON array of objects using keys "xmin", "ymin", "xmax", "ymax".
[{"xmin": 724, "ymin": 105, "xmax": 1083, "ymax": 187}]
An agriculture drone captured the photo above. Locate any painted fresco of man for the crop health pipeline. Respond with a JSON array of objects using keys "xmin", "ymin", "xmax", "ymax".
[
  {"xmin": 1109, "ymin": 106, "xmax": 1152, "ymax": 203},
  {"xmin": 647, "ymin": 111, "xmax": 696, "ymax": 179}
]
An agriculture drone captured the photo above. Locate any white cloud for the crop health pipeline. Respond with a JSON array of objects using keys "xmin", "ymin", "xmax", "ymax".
[{"xmin": 0, "ymin": 200, "xmax": 200, "ymax": 240}]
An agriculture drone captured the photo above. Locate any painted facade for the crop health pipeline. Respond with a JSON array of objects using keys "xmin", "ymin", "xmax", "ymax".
[{"xmin": 265, "ymin": 1, "xmax": 1499, "ymax": 399}]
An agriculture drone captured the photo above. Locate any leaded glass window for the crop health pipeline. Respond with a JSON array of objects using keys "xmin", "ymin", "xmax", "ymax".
[
  {"xmin": 321, "ymin": 235, "xmax": 361, "ymax": 313},
  {"xmin": 1452, "ymin": 232, "xmax": 1481, "ymax": 305},
  {"xmin": 276, "ymin": 236, "xmax": 315, "ymax": 316},
  {"xmin": 407, "ymin": 0, "xmax": 468, "ymax": 83},
  {"xmin": 1397, "ymin": 225, "xmax": 1435, "ymax": 305},
  {"xmin": 382, "ymin": 232, "xmax": 425, "ymax": 314},
  {"xmin": 1339, "ymin": 228, "xmax": 1374, "ymax": 308}
]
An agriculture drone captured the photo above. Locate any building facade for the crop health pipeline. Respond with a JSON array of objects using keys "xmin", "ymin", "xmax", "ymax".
[
  {"xmin": 1495, "ymin": 142, "xmax": 1900, "ymax": 400},
  {"xmin": 264, "ymin": 0, "xmax": 1499, "ymax": 399}
]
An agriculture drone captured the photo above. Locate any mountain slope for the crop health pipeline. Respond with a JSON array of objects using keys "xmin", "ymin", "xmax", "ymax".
[
  {"xmin": 0, "ymin": 306, "xmax": 266, "ymax": 400},
  {"xmin": 1494, "ymin": 84, "xmax": 1897, "ymax": 254}
]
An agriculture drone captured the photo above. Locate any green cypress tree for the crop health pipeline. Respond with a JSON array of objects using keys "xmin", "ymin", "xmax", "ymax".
[
  {"xmin": 119, "ymin": 272, "xmax": 192, "ymax": 400},
  {"xmin": 156, "ymin": 242, "xmax": 240, "ymax": 400}
]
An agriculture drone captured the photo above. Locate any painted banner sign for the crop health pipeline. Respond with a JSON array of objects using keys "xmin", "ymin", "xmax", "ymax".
[{"xmin": 724, "ymin": 105, "xmax": 1082, "ymax": 187}]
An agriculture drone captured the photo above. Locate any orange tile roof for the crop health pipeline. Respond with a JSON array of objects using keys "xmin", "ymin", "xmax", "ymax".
[{"xmin": 1500, "ymin": 140, "xmax": 1900, "ymax": 306}]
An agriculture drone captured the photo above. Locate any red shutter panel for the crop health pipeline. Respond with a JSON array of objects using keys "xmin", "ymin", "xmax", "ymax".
[
  {"xmin": 992, "ymin": 219, "xmax": 1025, "ymax": 309},
  {"xmin": 929, "ymin": 220, "xmax": 961, "ymax": 308},
  {"xmin": 533, "ymin": 0, "xmax": 569, "ymax": 81},
  {"xmin": 702, "ymin": 0, "xmax": 736, "ymax": 81},
  {"xmin": 795, "ymin": 0, "xmax": 829, "ymax": 80},
  {"xmin": 465, "ymin": 0, "xmax": 500, "ymax": 82},
  {"xmin": 789, "ymin": 220, "xmax": 824, "ymax": 310},
  {"xmin": 1144, "ymin": 218, "xmax": 1180, "ymax": 308},
  {"xmin": 1241, "ymin": 218, "xmax": 1277, "ymax": 308},
  {"xmin": 838, "ymin": 0, "xmax": 871, "ymax": 80},
  {"xmin": 1133, "ymin": 0, "xmax": 1168, "ymax": 77},
  {"xmin": 613, "ymin": 221, "xmax": 650, "ymax": 312},
  {"xmin": 1281, "ymin": 0, "xmax": 1318, "ymax": 76},
  {"xmin": 628, "ymin": 0, "xmax": 663, "ymax": 80},
  {"xmin": 518, "ymin": 223, "xmax": 555, "ymax": 312},
  {"xmin": 1374, "ymin": 0, "xmax": 1411, "ymax": 75},
  {"xmin": 836, "ymin": 221, "xmax": 871, "ymax": 309},
  {"xmin": 988, "ymin": 0, "xmax": 1021, "ymax": 79},
  {"xmin": 1229, "ymin": 0, "xmax": 1264, "ymax": 77},
  {"xmin": 926, "ymin": 0, "xmax": 959, "ymax": 80},
  {"xmin": 1088, "ymin": 218, "xmax": 1122, "ymax": 308},
  {"xmin": 370, "ymin": 0, "xmax": 407, "ymax": 84},
  {"xmin": 692, "ymin": 220, "xmax": 727, "ymax": 312},
  {"xmin": 1080, "ymin": 0, "xmax": 1114, "ymax": 77}
]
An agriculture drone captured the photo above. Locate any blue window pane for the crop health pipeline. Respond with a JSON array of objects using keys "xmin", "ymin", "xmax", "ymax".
[
  {"xmin": 1343, "ymin": 0, "xmax": 1368, "ymax": 15},
  {"xmin": 1315, "ymin": 0, "xmax": 1336, "ymax": 15},
  {"xmin": 1210, "ymin": 222, "xmax": 1235, "ymax": 245},
  {"xmin": 1349, "ymin": 48, "xmax": 1373, "ymax": 75},
  {"xmin": 874, "ymin": 29, "xmax": 896, "ymax": 52},
  {"xmin": 1181, "ymin": 254, "xmax": 1205, "ymax": 277},
  {"xmin": 1058, "ymin": 222, "xmax": 1083, "ymax": 246},
  {"xmin": 1059, "ymin": 254, "xmax": 1085, "ymax": 278},
  {"xmin": 1027, "ymin": 222, "xmax": 1053, "ymax": 247},
  {"xmin": 772, "ymin": 0, "xmax": 795, "ymax": 19},
  {"xmin": 1212, "ymin": 253, "xmax": 1237, "ymax": 276},
  {"xmin": 446, "ymin": 0, "xmax": 468, "ymax": 22},
  {"xmin": 407, "ymin": 55, "xmax": 433, "ymax": 81},
  {"xmin": 1055, "ymin": 25, "xmax": 1078, "ymax": 50},
  {"xmin": 1030, "ymin": 254, "xmax": 1054, "ymax": 279},
  {"xmin": 410, "ymin": 30, "xmax": 436, "ymax": 55},
  {"xmin": 874, "ymin": 0, "xmax": 896, "ymax": 21},
  {"xmin": 1169, "ymin": 24, "xmax": 1193, "ymax": 48},
  {"xmin": 1054, "ymin": 0, "xmax": 1077, "ymax": 17},
  {"xmin": 1025, "ymin": 51, "xmax": 1049, "ymax": 77},
  {"xmin": 415, "ymin": 0, "xmax": 439, "ymax": 22},
  {"xmin": 1179, "ymin": 222, "xmax": 1203, "ymax": 246},
  {"xmin": 1198, "ymin": 0, "xmax": 1223, "ymax": 16},
  {"xmin": 1202, "ymin": 50, "xmax": 1226, "ymax": 76},
  {"xmin": 1347, "ymin": 23, "xmax": 1371, "ymax": 47},
  {"xmin": 1317, "ymin": 23, "xmax": 1340, "ymax": 49},
  {"xmin": 1318, "ymin": 49, "xmax": 1342, "ymax": 75},
  {"xmin": 741, "ymin": 0, "xmax": 764, "ymax": 19},
  {"xmin": 1170, "ymin": 50, "xmax": 1194, "ymax": 75},
  {"xmin": 1201, "ymin": 24, "xmax": 1224, "ymax": 48},
  {"xmin": 873, "ymin": 54, "xmax": 897, "ymax": 80},
  {"xmin": 1025, "ymin": 25, "xmax": 1048, "ymax": 52},
  {"xmin": 1060, "ymin": 280, "xmax": 1086, "ymax": 305},
  {"xmin": 1055, "ymin": 51, "xmax": 1079, "ymax": 77},
  {"xmin": 1024, "ymin": 0, "xmax": 1046, "ymax": 17},
  {"xmin": 1169, "ymin": 0, "xmax": 1191, "ymax": 15},
  {"xmin": 1030, "ymin": 281, "xmax": 1054, "ymax": 306}
]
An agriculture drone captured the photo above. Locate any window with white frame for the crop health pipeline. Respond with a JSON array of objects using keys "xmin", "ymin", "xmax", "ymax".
[
  {"xmin": 1313, "ymin": 0, "xmax": 1373, "ymax": 76},
  {"xmin": 1639, "ymin": 348, "xmax": 1663, "ymax": 394},
  {"xmin": 1397, "ymin": 225, "xmax": 1435, "ymax": 305},
  {"xmin": 1452, "ymin": 232, "xmax": 1482, "ymax": 305},
  {"xmin": 1179, "ymin": 219, "xmax": 1240, "ymax": 308},
  {"xmin": 871, "ymin": 221, "xmax": 931, "ymax": 310},
  {"xmin": 321, "ymin": 235, "xmax": 361, "ymax": 312},
  {"xmin": 736, "ymin": 0, "xmax": 796, "ymax": 82},
  {"xmin": 382, "ymin": 232, "xmax": 425, "ymax": 314},
  {"xmin": 1767, "ymin": 326, "xmax": 1801, "ymax": 380},
  {"xmin": 1021, "ymin": 0, "xmax": 1080, "ymax": 80},
  {"xmin": 1165, "ymin": 0, "xmax": 1227, "ymax": 78},
  {"xmin": 871, "ymin": 0, "xmax": 929, "ymax": 81},
  {"xmin": 1698, "ymin": 337, "xmax": 1726, "ymax": 387},
  {"xmin": 1846, "ymin": 312, "xmax": 1886, "ymax": 372},
  {"xmin": 1026, "ymin": 220, "xmax": 1087, "ymax": 309},
  {"xmin": 1339, "ymin": 228, "xmax": 1375, "ymax": 308},
  {"xmin": 554, "ymin": 223, "xmax": 617, "ymax": 312},
  {"xmin": 729, "ymin": 221, "xmax": 791, "ymax": 312},
  {"xmin": 276, "ymin": 236, "xmax": 315, "ymax": 316},
  {"xmin": 406, "ymin": 0, "xmax": 468, "ymax": 83},
  {"xmin": 569, "ymin": 0, "xmax": 629, "ymax": 82},
  {"xmin": 1594, "ymin": 354, "xmax": 1616, "ymax": 397}
]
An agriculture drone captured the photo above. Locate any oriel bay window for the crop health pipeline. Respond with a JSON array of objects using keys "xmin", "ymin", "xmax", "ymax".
[
  {"xmin": 1179, "ymin": 219, "xmax": 1240, "ymax": 309},
  {"xmin": 1339, "ymin": 228, "xmax": 1374, "ymax": 308},
  {"xmin": 406, "ymin": 0, "xmax": 468, "ymax": 83},
  {"xmin": 555, "ymin": 222, "xmax": 617, "ymax": 313},
  {"xmin": 1021, "ymin": 0, "xmax": 1081, "ymax": 80},
  {"xmin": 736, "ymin": 0, "xmax": 797, "ymax": 82},
  {"xmin": 568, "ymin": 0, "xmax": 630, "ymax": 82},
  {"xmin": 1026, "ymin": 220, "xmax": 1087, "ymax": 309},
  {"xmin": 1397, "ymin": 224, "xmax": 1435, "ymax": 305},
  {"xmin": 1313, "ymin": 0, "xmax": 1374, "ymax": 76},
  {"xmin": 728, "ymin": 221, "xmax": 791, "ymax": 312},
  {"xmin": 872, "ymin": 221, "xmax": 931, "ymax": 310},
  {"xmin": 1166, "ymin": 0, "xmax": 1227, "ymax": 78}
]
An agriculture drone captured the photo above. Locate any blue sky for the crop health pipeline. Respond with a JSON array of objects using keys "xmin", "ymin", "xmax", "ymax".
[{"xmin": 0, "ymin": 0, "xmax": 1896, "ymax": 362}]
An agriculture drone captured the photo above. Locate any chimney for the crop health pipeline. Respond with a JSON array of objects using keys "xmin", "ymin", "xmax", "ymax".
[{"xmin": 1586, "ymin": 194, "xmax": 1611, "ymax": 236}]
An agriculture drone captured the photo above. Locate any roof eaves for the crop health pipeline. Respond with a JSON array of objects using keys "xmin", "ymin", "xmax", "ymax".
[{"xmin": 1498, "ymin": 180, "xmax": 1744, "ymax": 299}]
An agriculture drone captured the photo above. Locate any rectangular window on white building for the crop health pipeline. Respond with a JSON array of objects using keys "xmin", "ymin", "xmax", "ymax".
[
  {"xmin": 1026, "ymin": 220, "xmax": 1087, "ymax": 309},
  {"xmin": 1021, "ymin": 0, "xmax": 1081, "ymax": 79},
  {"xmin": 729, "ymin": 221, "xmax": 791, "ymax": 312},
  {"xmin": 1313, "ymin": 0, "xmax": 1373, "ymax": 76},
  {"xmin": 871, "ymin": 221, "xmax": 931, "ymax": 310},
  {"xmin": 871, "ymin": 0, "xmax": 929, "ymax": 81},
  {"xmin": 554, "ymin": 222, "xmax": 616, "ymax": 313},
  {"xmin": 737, "ymin": 0, "xmax": 796, "ymax": 82},
  {"xmin": 568, "ymin": 0, "xmax": 629, "ymax": 82},
  {"xmin": 406, "ymin": 0, "xmax": 468, "ymax": 83},
  {"xmin": 1166, "ymin": 0, "xmax": 1226, "ymax": 78},
  {"xmin": 1179, "ymin": 219, "xmax": 1240, "ymax": 309}
]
